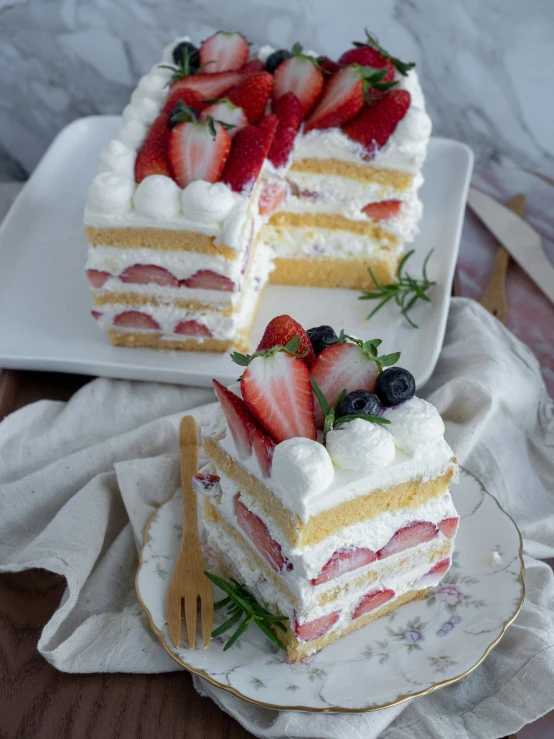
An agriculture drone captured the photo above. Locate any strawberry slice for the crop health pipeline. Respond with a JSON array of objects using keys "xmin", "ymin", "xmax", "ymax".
[
  {"xmin": 272, "ymin": 49, "xmax": 324, "ymax": 117},
  {"xmin": 162, "ymin": 86, "xmax": 206, "ymax": 116},
  {"xmin": 310, "ymin": 343, "xmax": 380, "ymax": 427},
  {"xmin": 226, "ymin": 71, "xmax": 274, "ymax": 124},
  {"xmin": 183, "ymin": 269, "xmax": 235, "ymax": 292},
  {"xmin": 199, "ymin": 31, "xmax": 249, "ymax": 74},
  {"xmin": 134, "ymin": 113, "xmax": 171, "ymax": 183},
  {"xmin": 377, "ymin": 521, "xmax": 438, "ymax": 559},
  {"xmin": 91, "ymin": 310, "xmax": 102, "ymax": 320},
  {"xmin": 438, "ymin": 517, "xmax": 459, "ymax": 540},
  {"xmin": 352, "ymin": 588, "xmax": 395, "ymax": 620},
  {"xmin": 294, "ymin": 610, "xmax": 341, "ymax": 642},
  {"xmin": 342, "ymin": 90, "xmax": 411, "ymax": 158},
  {"xmin": 362, "ymin": 200, "xmax": 402, "ymax": 220},
  {"xmin": 311, "ymin": 547, "xmax": 377, "ymax": 586},
  {"xmin": 239, "ymin": 58, "xmax": 265, "ymax": 75},
  {"xmin": 200, "ymin": 99, "xmax": 248, "ymax": 134},
  {"xmin": 174, "ymin": 320, "xmax": 212, "ymax": 337},
  {"xmin": 221, "ymin": 114, "xmax": 277, "ymax": 194},
  {"xmin": 212, "ymin": 380, "xmax": 275, "ymax": 476},
  {"xmin": 86, "ymin": 269, "xmax": 110, "ymax": 288},
  {"xmin": 119, "ymin": 264, "xmax": 180, "ymax": 288},
  {"xmin": 267, "ymin": 91, "xmax": 303, "ymax": 169},
  {"xmin": 256, "ymin": 314, "xmax": 316, "ymax": 368},
  {"xmin": 305, "ymin": 66, "xmax": 371, "ymax": 132},
  {"xmin": 426, "ymin": 558, "xmax": 451, "ymax": 577},
  {"xmin": 317, "ymin": 56, "xmax": 340, "ymax": 76},
  {"xmin": 235, "ymin": 497, "xmax": 290, "ymax": 572},
  {"xmin": 191, "ymin": 472, "xmax": 220, "ymax": 497},
  {"xmin": 339, "ymin": 48, "xmax": 394, "ymax": 98},
  {"xmin": 167, "ymin": 71, "xmax": 243, "ymax": 100},
  {"xmin": 259, "ymin": 181, "xmax": 289, "ymax": 217},
  {"xmin": 169, "ymin": 117, "xmax": 231, "ymax": 188},
  {"xmin": 241, "ymin": 351, "xmax": 317, "ymax": 443},
  {"xmin": 113, "ymin": 311, "xmax": 160, "ymax": 330}
]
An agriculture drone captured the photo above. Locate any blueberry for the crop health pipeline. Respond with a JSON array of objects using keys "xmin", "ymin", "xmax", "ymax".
[
  {"xmin": 375, "ymin": 367, "xmax": 415, "ymax": 407},
  {"xmin": 172, "ymin": 41, "xmax": 199, "ymax": 70},
  {"xmin": 336, "ymin": 389, "xmax": 382, "ymax": 418},
  {"xmin": 265, "ymin": 48, "xmax": 292, "ymax": 74},
  {"xmin": 306, "ymin": 325, "xmax": 338, "ymax": 355}
]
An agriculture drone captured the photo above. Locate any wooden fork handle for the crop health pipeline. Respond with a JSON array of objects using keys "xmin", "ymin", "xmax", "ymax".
[{"xmin": 180, "ymin": 416, "xmax": 199, "ymax": 541}]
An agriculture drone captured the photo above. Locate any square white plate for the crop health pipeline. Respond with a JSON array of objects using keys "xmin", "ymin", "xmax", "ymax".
[{"xmin": 0, "ymin": 117, "xmax": 473, "ymax": 388}]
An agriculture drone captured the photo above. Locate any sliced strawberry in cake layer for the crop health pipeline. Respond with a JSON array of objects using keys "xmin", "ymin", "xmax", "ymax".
[
  {"xmin": 438, "ymin": 517, "xmax": 459, "ymax": 539},
  {"xmin": 426, "ymin": 558, "xmax": 451, "ymax": 577},
  {"xmin": 113, "ymin": 311, "xmax": 160, "ymax": 330},
  {"xmin": 259, "ymin": 181, "xmax": 289, "ymax": 216},
  {"xmin": 91, "ymin": 310, "xmax": 102, "ymax": 320},
  {"xmin": 311, "ymin": 547, "xmax": 377, "ymax": 586},
  {"xmin": 119, "ymin": 264, "xmax": 180, "ymax": 288},
  {"xmin": 294, "ymin": 610, "xmax": 341, "ymax": 642},
  {"xmin": 86, "ymin": 270, "xmax": 110, "ymax": 288},
  {"xmin": 191, "ymin": 472, "xmax": 221, "ymax": 497},
  {"xmin": 199, "ymin": 31, "xmax": 249, "ymax": 74},
  {"xmin": 256, "ymin": 314, "xmax": 316, "ymax": 367},
  {"xmin": 174, "ymin": 320, "xmax": 212, "ymax": 337},
  {"xmin": 352, "ymin": 588, "xmax": 395, "ymax": 620},
  {"xmin": 235, "ymin": 497, "xmax": 291, "ymax": 572},
  {"xmin": 377, "ymin": 522, "xmax": 438, "ymax": 559},
  {"xmin": 362, "ymin": 200, "xmax": 402, "ymax": 220},
  {"xmin": 183, "ymin": 270, "xmax": 235, "ymax": 292},
  {"xmin": 226, "ymin": 71, "xmax": 273, "ymax": 124}
]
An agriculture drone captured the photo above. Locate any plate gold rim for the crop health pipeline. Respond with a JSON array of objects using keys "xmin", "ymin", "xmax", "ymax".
[{"xmin": 135, "ymin": 467, "xmax": 525, "ymax": 713}]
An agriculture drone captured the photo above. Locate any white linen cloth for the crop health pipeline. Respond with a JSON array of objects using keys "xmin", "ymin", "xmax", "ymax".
[{"xmin": 0, "ymin": 298, "xmax": 553, "ymax": 739}]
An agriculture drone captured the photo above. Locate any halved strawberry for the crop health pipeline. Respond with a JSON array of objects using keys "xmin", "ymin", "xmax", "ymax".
[
  {"xmin": 235, "ymin": 497, "xmax": 290, "ymax": 572},
  {"xmin": 226, "ymin": 72, "xmax": 273, "ymax": 124},
  {"xmin": 169, "ymin": 117, "xmax": 231, "ymax": 187},
  {"xmin": 86, "ymin": 269, "xmax": 110, "ymax": 288},
  {"xmin": 377, "ymin": 521, "xmax": 438, "ymax": 559},
  {"xmin": 305, "ymin": 65, "xmax": 375, "ymax": 132},
  {"xmin": 134, "ymin": 113, "xmax": 171, "ymax": 183},
  {"xmin": 200, "ymin": 99, "xmax": 248, "ymax": 135},
  {"xmin": 183, "ymin": 269, "xmax": 235, "ymax": 292},
  {"xmin": 310, "ymin": 343, "xmax": 380, "ymax": 426},
  {"xmin": 438, "ymin": 517, "xmax": 459, "ymax": 540},
  {"xmin": 191, "ymin": 472, "xmax": 220, "ymax": 496},
  {"xmin": 167, "ymin": 71, "xmax": 243, "ymax": 100},
  {"xmin": 113, "ymin": 311, "xmax": 160, "ymax": 330},
  {"xmin": 341, "ymin": 90, "xmax": 411, "ymax": 158},
  {"xmin": 212, "ymin": 380, "xmax": 276, "ymax": 475},
  {"xmin": 426, "ymin": 558, "xmax": 451, "ymax": 577},
  {"xmin": 311, "ymin": 547, "xmax": 377, "ymax": 586},
  {"xmin": 174, "ymin": 320, "xmax": 212, "ymax": 337},
  {"xmin": 267, "ymin": 91, "xmax": 303, "ymax": 169},
  {"xmin": 362, "ymin": 199, "xmax": 402, "ymax": 220},
  {"xmin": 239, "ymin": 58, "xmax": 265, "ymax": 75},
  {"xmin": 162, "ymin": 86, "xmax": 206, "ymax": 116},
  {"xmin": 317, "ymin": 56, "xmax": 340, "ymax": 76},
  {"xmin": 294, "ymin": 610, "xmax": 341, "ymax": 642},
  {"xmin": 352, "ymin": 588, "xmax": 395, "ymax": 620},
  {"xmin": 241, "ymin": 351, "xmax": 317, "ymax": 442},
  {"xmin": 339, "ymin": 47, "xmax": 394, "ymax": 97},
  {"xmin": 259, "ymin": 181, "xmax": 289, "ymax": 217},
  {"xmin": 256, "ymin": 314, "xmax": 316, "ymax": 368},
  {"xmin": 272, "ymin": 48, "xmax": 324, "ymax": 117},
  {"xmin": 199, "ymin": 31, "xmax": 249, "ymax": 74},
  {"xmin": 119, "ymin": 264, "xmax": 180, "ymax": 288},
  {"xmin": 221, "ymin": 114, "xmax": 277, "ymax": 194}
]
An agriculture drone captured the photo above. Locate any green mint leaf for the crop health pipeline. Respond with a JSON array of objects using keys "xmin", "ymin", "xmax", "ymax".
[
  {"xmin": 334, "ymin": 413, "xmax": 391, "ymax": 426},
  {"xmin": 379, "ymin": 351, "xmax": 401, "ymax": 367}
]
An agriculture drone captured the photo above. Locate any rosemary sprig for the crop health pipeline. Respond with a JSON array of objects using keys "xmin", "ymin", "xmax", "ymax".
[
  {"xmin": 360, "ymin": 249, "xmax": 436, "ymax": 328},
  {"xmin": 204, "ymin": 571, "xmax": 289, "ymax": 651}
]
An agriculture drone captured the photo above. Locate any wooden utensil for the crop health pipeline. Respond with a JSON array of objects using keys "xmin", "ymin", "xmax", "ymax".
[
  {"xmin": 478, "ymin": 194, "xmax": 526, "ymax": 323},
  {"xmin": 167, "ymin": 416, "xmax": 213, "ymax": 649}
]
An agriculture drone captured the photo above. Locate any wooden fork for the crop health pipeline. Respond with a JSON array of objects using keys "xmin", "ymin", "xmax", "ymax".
[
  {"xmin": 167, "ymin": 416, "xmax": 213, "ymax": 649},
  {"xmin": 479, "ymin": 194, "xmax": 526, "ymax": 324}
]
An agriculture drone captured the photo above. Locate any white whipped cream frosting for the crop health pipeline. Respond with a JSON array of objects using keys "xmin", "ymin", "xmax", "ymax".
[
  {"xmin": 181, "ymin": 181, "xmax": 237, "ymax": 224},
  {"xmin": 87, "ymin": 172, "xmax": 135, "ymax": 213},
  {"xmin": 326, "ymin": 419, "xmax": 395, "ymax": 472},
  {"xmin": 133, "ymin": 175, "xmax": 182, "ymax": 219},
  {"xmin": 384, "ymin": 397, "xmax": 445, "ymax": 455},
  {"xmin": 97, "ymin": 140, "xmax": 136, "ymax": 179},
  {"xmin": 270, "ymin": 438, "xmax": 334, "ymax": 506}
]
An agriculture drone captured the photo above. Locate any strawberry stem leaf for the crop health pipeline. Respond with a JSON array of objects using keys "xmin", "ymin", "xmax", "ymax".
[
  {"xmin": 354, "ymin": 30, "xmax": 416, "ymax": 76},
  {"xmin": 230, "ymin": 335, "xmax": 307, "ymax": 367},
  {"xmin": 334, "ymin": 413, "xmax": 391, "ymax": 426}
]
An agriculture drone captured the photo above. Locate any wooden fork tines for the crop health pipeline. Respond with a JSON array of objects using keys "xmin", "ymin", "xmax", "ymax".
[{"xmin": 167, "ymin": 416, "xmax": 213, "ymax": 649}]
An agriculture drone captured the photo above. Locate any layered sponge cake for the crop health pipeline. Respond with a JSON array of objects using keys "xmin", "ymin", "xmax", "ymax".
[
  {"xmin": 196, "ymin": 315, "xmax": 458, "ymax": 659},
  {"xmin": 84, "ymin": 30, "xmax": 431, "ymax": 351}
]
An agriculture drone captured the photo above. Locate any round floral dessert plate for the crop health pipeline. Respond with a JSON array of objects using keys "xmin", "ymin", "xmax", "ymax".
[{"xmin": 136, "ymin": 469, "xmax": 524, "ymax": 712}]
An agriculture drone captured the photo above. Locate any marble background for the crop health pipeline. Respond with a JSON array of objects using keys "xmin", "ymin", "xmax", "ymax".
[{"xmin": 0, "ymin": 0, "xmax": 554, "ymax": 181}]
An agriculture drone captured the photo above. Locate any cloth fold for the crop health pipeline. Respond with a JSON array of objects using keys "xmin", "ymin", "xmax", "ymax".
[{"xmin": 0, "ymin": 298, "xmax": 553, "ymax": 739}]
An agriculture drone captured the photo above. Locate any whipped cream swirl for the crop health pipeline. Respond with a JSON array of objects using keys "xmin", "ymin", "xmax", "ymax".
[
  {"xmin": 87, "ymin": 172, "xmax": 135, "ymax": 213},
  {"xmin": 133, "ymin": 175, "xmax": 181, "ymax": 219},
  {"xmin": 384, "ymin": 397, "xmax": 445, "ymax": 454},
  {"xmin": 326, "ymin": 418, "xmax": 396, "ymax": 472},
  {"xmin": 181, "ymin": 181, "xmax": 237, "ymax": 224},
  {"xmin": 270, "ymin": 438, "xmax": 334, "ymax": 507}
]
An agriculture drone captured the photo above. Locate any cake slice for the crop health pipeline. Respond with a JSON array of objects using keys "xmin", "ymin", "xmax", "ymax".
[{"xmin": 198, "ymin": 315, "xmax": 458, "ymax": 660}]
